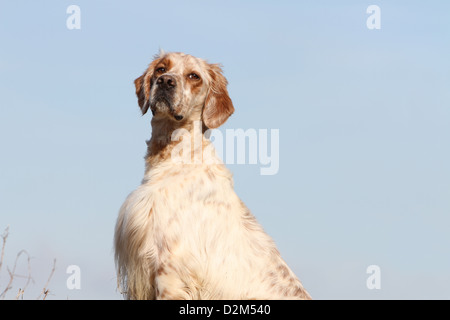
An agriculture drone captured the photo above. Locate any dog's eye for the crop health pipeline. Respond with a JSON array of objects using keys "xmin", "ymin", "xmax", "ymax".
[
  {"xmin": 188, "ymin": 73, "xmax": 200, "ymax": 80},
  {"xmin": 156, "ymin": 67, "xmax": 166, "ymax": 73}
]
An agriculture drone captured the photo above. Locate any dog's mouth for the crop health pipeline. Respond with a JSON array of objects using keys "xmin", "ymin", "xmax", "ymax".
[{"xmin": 150, "ymin": 95, "xmax": 184, "ymax": 121}]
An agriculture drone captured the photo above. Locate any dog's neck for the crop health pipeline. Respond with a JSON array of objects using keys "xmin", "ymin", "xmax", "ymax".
[{"xmin": 145, "ymin": 117, "xmax": 209, "ymax": 171}]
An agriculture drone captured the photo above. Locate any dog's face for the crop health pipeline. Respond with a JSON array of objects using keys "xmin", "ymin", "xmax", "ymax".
[{"xmin": 134, "ymin": 52, "xmax": 234, "ymax": 129}]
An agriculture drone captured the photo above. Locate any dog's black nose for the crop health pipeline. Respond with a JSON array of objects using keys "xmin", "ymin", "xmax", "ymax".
[
  {"xmin": 156, "ymin": 75, "xmax": 176, "ymax": 89},
  {"xmin": 174, "ymin": 115, "xmax": 183, "ymax": 121}
]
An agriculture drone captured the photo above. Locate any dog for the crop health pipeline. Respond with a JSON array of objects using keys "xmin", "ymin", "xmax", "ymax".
[{"xmin": 114, "ymin": 51, "xmax": 311, "ymax": 300}]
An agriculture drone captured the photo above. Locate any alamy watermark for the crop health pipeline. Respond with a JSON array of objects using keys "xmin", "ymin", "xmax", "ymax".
[
  {"xmin": 366, "ymin": 265, "xmax": 381, "ymax": 290},
  {"xmin": 66, "ymin": 5, "xmax": 381, "ymax": 31},
  {"xmin": 66, "ymin": 265, "xmax": 81, "ymax": 290},
  {"xmin": 366, "ymin": 5, "xmax": 381, "ymax": 30},
  {"xmin": 66, "ymin": 5, "xmax": 81, "ymax": 30},
  {"xmin": 169, "ymin": 121, "xmax": 279, "ymax": 176}
]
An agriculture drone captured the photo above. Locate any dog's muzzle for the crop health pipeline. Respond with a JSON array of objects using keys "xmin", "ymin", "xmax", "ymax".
[{"xmin": 151, "ymin": 74, "xmax": 183, "ymax": 121}]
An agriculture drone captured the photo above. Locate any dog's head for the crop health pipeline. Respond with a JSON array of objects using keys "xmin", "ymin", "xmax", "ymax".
[{"xmin": 134, "ymin": 51, "xmax": 234, "ymax": 129}]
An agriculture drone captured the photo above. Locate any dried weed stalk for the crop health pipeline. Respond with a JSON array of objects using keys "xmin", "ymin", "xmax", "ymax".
[{"xmin": 0, "ymin": 226, "xmax": 56, "ymax": 300}]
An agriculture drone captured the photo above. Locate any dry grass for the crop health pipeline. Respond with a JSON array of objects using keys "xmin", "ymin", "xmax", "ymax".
[{"xmin": 0, "ymin": 226, "xmax": 56, "ymax": 300}]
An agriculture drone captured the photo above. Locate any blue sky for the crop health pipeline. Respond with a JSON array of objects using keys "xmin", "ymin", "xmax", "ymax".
[{"xmin": 1, "ymin": 1, "xmax": 449, "ymax": 299}]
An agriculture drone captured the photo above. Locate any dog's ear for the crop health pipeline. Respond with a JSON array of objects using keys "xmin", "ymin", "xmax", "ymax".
[
  {"xmin": 134, "ymin": 56, "xmax": 163, "ymax": 115},
  {"xmin": 134, "ymin": 74, "xmax": 150, "ymax": 115},
  {"xmin": 202, "ymin": 64, "xmax": 234, "ymax": 129}
]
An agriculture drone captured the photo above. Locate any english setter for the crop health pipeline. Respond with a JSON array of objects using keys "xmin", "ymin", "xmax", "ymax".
[{"xmin": 114, "ymin": 51, "xmax": 311, "ymax": 300}]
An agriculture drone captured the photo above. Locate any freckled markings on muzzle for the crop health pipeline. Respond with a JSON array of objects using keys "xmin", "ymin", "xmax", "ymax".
[
  {"xmin": 152, "ymin": 74, "xmax": 188, "ymax": 121},
  {"xmin": 151, "ymin": 90, "xmax": 184, "ymax": 121}
]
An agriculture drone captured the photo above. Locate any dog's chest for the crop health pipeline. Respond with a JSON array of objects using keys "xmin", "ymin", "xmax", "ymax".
[{"xmin": 141, "ymin": 164, "xmax": 236, "ymax": 258}]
